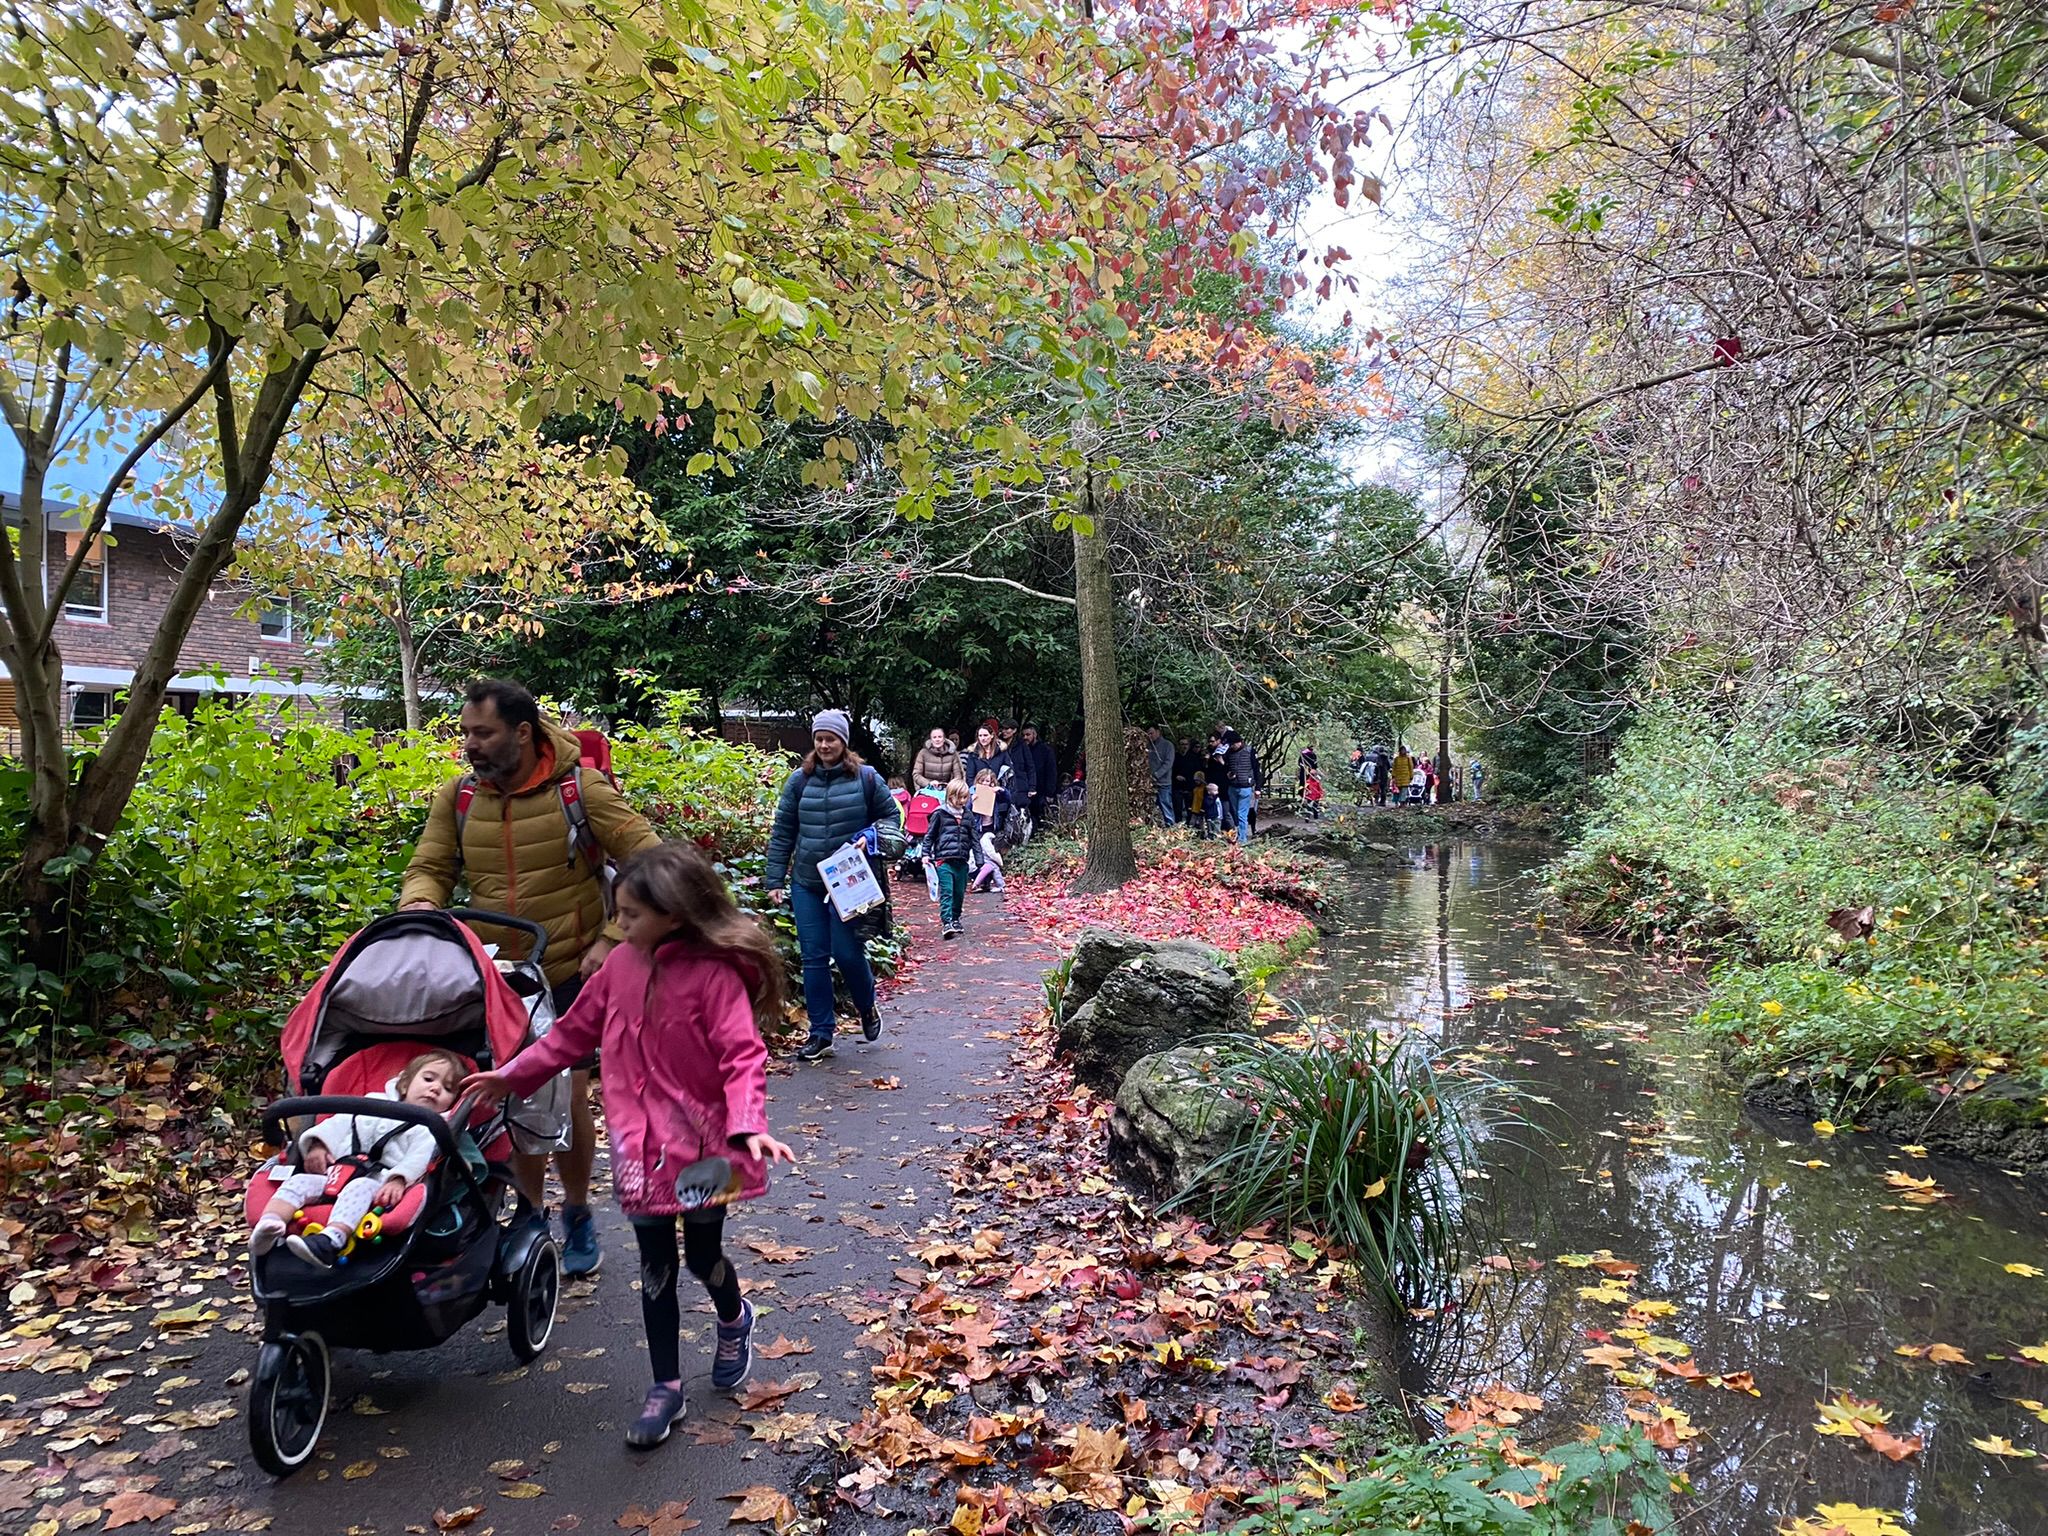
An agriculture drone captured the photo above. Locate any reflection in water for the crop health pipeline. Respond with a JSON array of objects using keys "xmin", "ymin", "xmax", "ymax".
[{"xmin": 1288, "ymin": 839, "xmax": 2048, "ymax": 1536}]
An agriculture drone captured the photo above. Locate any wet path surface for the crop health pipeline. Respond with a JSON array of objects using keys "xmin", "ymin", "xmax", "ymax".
[
  {"xmin": 1, "ymin": 895, "xmax": 1049, "ymax": 1535},
  {"xmin": 1290, "ymin": 837, "xmax": 2048, "ymax": 1536}
]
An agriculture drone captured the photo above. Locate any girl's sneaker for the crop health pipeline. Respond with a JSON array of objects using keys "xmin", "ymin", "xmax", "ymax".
[
  {"xmin": 860, "ymin": 1007, "xmax": 882, "ymax": 1043},
  {"xmin": 626, "ymin": 1383, "xmax": 688, "ymax": 1448},
  {"xmin": 796, "ymin": 1034, "xmax": 834, "ymax": 1063},
  {"xmin": 713, "ymin": 1299, "xmax": 756, "ymax": 1391}
]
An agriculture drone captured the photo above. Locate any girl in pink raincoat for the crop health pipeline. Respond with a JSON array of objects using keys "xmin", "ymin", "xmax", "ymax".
[{"xmin": 465, "ymin": 843, "xmax": 794, "ymax": 1450}]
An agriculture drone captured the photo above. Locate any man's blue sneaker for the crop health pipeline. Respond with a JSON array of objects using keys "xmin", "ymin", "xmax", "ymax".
[
  {"xmin": 561, "ymin": 1204, "xmax": 602, "ymax": 1277},
  {"xmin": 796, "ymin": 1034, "xmax": 834, "ymax": 1062},
  {"xmin": 713, "ymin": 1298, "xmax": 755, "ymax": 1392},
  {"xmin": 626, "ymin": 1382, "xmax": 688, "ymax": 1448}
]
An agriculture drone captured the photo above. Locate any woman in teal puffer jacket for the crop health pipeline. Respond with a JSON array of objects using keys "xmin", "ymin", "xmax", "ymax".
[{"xmin": 764, "ymin": 710, "xmax": 904, "ymax": 1061}]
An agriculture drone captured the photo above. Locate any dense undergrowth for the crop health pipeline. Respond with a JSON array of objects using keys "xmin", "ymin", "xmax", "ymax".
[
  {"xmin": 1552, "ymin": 704, "xmax": 2048, "ymax": 1098},
  {"xmin": 1232, "ymin": 1425, "xmax": 1678, "ymax": 1536},
  {"xmin": 0, "ymin": 693, "xmax": 790, "ymax": 1189}
]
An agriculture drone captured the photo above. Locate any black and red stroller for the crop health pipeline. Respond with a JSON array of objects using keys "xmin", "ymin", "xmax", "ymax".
[
  {"xmin": 896, "ymin": 788, "xmax": 942, "ymax": 881},
  {"xmin": 240, "ymin": 909, "xmax": 570, "ymax": 1475}
]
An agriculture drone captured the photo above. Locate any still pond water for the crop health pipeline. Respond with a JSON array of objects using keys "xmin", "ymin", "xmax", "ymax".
[{"xmin": 1288, "ymin": 837, "xmax": 2048, "ymax": 1536}]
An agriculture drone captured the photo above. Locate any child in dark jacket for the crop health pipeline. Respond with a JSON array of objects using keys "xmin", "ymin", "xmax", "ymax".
[{"xmin": 924, "ymin": 780, "xmax": 976, "ymax": 939}]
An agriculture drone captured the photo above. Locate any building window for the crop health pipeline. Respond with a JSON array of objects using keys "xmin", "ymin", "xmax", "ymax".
[
  {"xmin": 61, "ymin": 533, "xmax": 108, "ymax": 621},
  {"xmin": 258, "ymin": 599, "xmax": 293, "ymax": 642},
  {"xmin": 71, "ymin": 691, "xmax": 113, "ymax": 729}
]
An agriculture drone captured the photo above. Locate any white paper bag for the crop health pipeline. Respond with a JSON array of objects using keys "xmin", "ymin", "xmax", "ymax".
[{"xmin": 818, "ymin": 841, "xmax": 885, "ymax": 920}]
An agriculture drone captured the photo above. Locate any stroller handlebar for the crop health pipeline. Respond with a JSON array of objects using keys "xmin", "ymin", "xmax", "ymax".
[{"xmin": 442, "ymin": 907, "xmax": 547, "ymax": 971}]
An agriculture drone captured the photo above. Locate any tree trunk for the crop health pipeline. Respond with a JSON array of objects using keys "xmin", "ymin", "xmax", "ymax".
[
  {"xmin": 1070, "ymin": 472, "xmax": 1137, "ymax": 892},
  {"xmin": 1435, "ymin": 633, "xmax": 1452, "ymax": 804},
  {"xmin": 2, "ymin": 452, "xmax": 87, "ymax": 973},
  {"xmin": 394, "ymin": 581, "xmax": 424, "ymax": 732}
]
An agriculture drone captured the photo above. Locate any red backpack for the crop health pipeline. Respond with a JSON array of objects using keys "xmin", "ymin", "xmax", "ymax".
[{"xmin": 572, "ymin": 728, "xmax": 616, "ymax": 786}]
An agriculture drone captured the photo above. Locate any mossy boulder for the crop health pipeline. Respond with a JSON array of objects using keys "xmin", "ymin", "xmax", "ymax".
[
  {"xmin": 1063, "ymin": 927, "xmax": 1234, "ymax": 1016},
  {"xmin": 1058, "ymin": 934, "xmax": 1248, "ymax": 1092},
  {"xmin": 1107, "ymin": 1046, "xmax": 1253, "ymax": 1196}
]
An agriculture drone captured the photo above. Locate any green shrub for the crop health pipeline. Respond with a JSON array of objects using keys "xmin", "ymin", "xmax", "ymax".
[
  {"xmin": 608, "ymin": 690, "xmax": 790, "ymax": 862},
  {"xmin": 1, "ymin": 690, "xmax": 796, "ymax": 1075},
  {"xmin": 1553, "ymin": 701, "xmax": 2048, "ymax": 1080},
  {"xmin": 1232, "ymin": 1425, "xmax": 1678, "ymax": 1536},
  {"xmin": 1, "ymin": 704, "xmax": 447, "ymax": 1069},
  {"xmin": 1175, "ymin": 1026, "xmax": 1508, "ymax": 1310}
]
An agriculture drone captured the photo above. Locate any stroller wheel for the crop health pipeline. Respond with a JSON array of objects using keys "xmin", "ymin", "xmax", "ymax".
[
  {"xmin": 248, "ymin": 1331, "xmax": 329, "ymax": 1477},
  {"xmin": 508, "ymin": 1236, "xmax": 561, "ymax": 1363}
]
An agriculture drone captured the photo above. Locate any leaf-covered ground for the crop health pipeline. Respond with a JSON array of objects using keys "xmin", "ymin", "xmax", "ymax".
[
  {"xmin": 0, "ymin": 888, "xmax": 1390, "ymax": 1536},
  {"xmin": 1004, "ymin": 836, "xmax": 1329, "ymax": 955},
  {"xmin": 817, "ymin": 1002, "xmax": 1405, "ymax": 1536}
]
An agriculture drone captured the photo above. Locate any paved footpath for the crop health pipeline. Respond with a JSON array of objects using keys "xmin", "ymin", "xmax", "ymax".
[{"xmin": 7, "ymin": 894, "xmax": 1051, "ymax": 1536}]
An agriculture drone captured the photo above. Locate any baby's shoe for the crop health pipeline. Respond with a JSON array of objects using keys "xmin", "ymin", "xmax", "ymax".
[
  {"xmin": 248, "ymin": 1216, "xmax": 287, "ymax": 1257},
  {"xmin": 286, "ymin": 1228, "xmax": 345, "ymax": 1268}
]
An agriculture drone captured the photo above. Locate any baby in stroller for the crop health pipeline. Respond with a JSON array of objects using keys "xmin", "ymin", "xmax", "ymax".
[{"xmin": 249, "ymin": 1049, "xmax": 465, "ymax": 1267}]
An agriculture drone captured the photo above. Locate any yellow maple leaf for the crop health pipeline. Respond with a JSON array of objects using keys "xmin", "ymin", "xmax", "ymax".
[
  {"xmin": 1969, "ymin": 1435, "xmax": 2038, "ymax": 1457},
  {"xmin": 2004, "ymin": 1262, "xmax": 2045, "ymax": 1277},
  {"xmin": 1778, "ymin": 1501, "xmax": 1912, "ymax": 1536},
  {"xmin": 2019, "ymin": 1344, "xmax": 2048, "ymax": 1364},
  {"xmin": 1813, "ymin": 1393, "xmax": 1889, "ymax": 1437},
  {"xmin": 1893, "ymin": 1342, "xmax": 1971, "ymax": 1366}
]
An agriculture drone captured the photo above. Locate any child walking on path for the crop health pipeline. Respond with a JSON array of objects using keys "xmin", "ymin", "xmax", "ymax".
[
  {"xmin": 464, "ymin": 843, "xmax": 795, "ymax": 1450},
  {"xmin": 924, "ymin": 780, "xmax": 976, "ymax": 940}
]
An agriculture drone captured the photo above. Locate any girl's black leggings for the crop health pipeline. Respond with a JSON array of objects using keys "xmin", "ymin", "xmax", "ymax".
[{"xmin": 630, "ymin": 1209, "xmax": 742, "ymax": 1383}]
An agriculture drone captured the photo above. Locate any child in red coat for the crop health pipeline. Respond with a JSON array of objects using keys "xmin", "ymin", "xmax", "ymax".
[{"xmin": 465, "ymin": 843, "xmax": 794, "ymax": 1450}]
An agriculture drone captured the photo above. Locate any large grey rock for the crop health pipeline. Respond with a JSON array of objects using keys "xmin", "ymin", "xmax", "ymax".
[
  {"xmin": 1058, "ymin": 939, "xmax": 1248, "ymax": 1092},
  {"xmin": 1108, "ymin": 1046, "xmax": 1254, "ymax": 1195},
  {"xmin": 1063, "ymin": 926, "xmax": 1231, "ymax": 1017}
]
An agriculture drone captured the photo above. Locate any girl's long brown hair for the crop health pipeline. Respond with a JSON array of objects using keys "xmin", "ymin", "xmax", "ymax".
[{"xmin": 616, "ymin": 843, "xmax": 785, "ymax": 1026}]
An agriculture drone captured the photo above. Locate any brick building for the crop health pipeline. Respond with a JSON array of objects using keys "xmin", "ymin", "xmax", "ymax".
[{"xmin": 1, "ymin": 491, "xmax": 337, "ymax": 752}]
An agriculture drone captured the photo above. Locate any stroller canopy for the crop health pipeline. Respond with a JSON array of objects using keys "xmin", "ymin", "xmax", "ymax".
[{"xmin": 282, "ymin": 912, "xmax": 533, "ymax": 1092}]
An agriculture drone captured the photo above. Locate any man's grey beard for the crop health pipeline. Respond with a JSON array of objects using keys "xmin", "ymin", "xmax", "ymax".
[{"xmin": 470, "ymin": 746, "xmax": 522, "ymax": 785}]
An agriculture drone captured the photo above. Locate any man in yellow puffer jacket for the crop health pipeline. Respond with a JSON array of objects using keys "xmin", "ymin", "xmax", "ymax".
[{"xmin": 402, "ymin": 679, "xmax": 660, "ymax": 1276}]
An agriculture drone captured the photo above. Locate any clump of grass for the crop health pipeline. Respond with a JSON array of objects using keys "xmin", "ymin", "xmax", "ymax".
[
  {"xmin": 1175, "ymin": 1025, "xmax": 1506, "ymax": 1310},
  {"xmin": 1042, "ymin": 948, "xmax": 1077, "ymax": 1023},
  {"xmin": 1230, "ymin": 1424, "xmax": 1678, "ymax": 1536}
]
